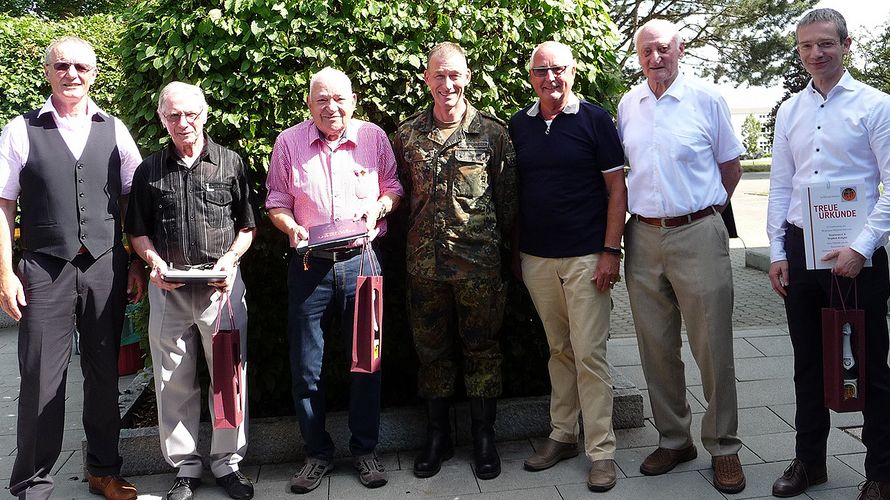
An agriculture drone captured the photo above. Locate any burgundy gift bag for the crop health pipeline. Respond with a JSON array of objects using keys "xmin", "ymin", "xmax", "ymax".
[
  {"xmin": 821, "ymin": 276, "xmax": 866, "ymax": 412},
  {"xmin": 351, "ymin": 239, "xmax": 383, "ymax": 374},
  {"xmin": 212, "ymin": 292, "xmax": 244, "ymax": 429}
]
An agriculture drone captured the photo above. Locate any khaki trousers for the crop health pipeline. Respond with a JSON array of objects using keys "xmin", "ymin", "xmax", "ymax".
[
  {"xmin": 520, "ymin": 252, "xmax": 615, "ymax": 461},
  {"xmin": 625, "ymin": 215, "xmax": 741, "ymax": 456},
  {"xmin": 148, "ymin": 270, "xmax": 249, "ymax": 478}
]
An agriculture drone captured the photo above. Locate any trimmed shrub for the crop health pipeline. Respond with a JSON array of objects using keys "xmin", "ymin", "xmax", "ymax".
[{"xmin": 113, "ymin": 0, "xmax": 621, "ymax": 416}]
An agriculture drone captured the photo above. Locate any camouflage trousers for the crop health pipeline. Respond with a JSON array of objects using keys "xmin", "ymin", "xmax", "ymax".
[{"xmin": 407, "ymin": 273, "xmax": 505, "ymax": 398}]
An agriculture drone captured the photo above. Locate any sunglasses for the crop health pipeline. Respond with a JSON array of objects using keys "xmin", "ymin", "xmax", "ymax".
[{"xmin": 51, "ymin": 62, "xmax": 94, "ymax": 73}]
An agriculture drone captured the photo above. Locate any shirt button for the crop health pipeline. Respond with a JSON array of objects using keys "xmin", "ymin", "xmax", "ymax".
[
  {"xmin": 816, "ymin": 148, "xmax": 820, "ymax": 152},
  {"xmin": 817, "ymin": 126, "xmax": 821, "ymax": 130},
  {"xmin": 79, "ymin": 193, "xmax": 84, "ymax": 197},
  {"xmin": 820, "ymin": 104, "xmax": 825, "ymax": 108},
  {"xmin": 78, "ymin": 179, "xmax": 84, "ymax": 183},
  {"xmin": 80, "ymin": 207, "xmax": 85, "ymax": 212}
]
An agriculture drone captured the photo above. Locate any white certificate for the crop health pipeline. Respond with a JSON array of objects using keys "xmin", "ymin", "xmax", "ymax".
[{"xmin": 801, "ymin": 180, "xmax": 871, "ymax": 270}]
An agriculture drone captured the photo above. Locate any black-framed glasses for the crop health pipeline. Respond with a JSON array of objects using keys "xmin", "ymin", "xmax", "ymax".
[
  {"xmin": 163, "ymin": 108, "xmax": 204, "ymax": 124},
  {"xmin": 531, "ymin": 65, "xmax": 570, "ymax": 78},
  {"xmin": 51, "ymin": 62, "xmax": 94, "ymax": 73}
]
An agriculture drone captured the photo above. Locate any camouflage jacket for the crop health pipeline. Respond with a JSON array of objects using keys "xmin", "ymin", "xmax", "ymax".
[{"xmin": 394, "ymin": 102, "xmax": 517, "ymax": 280}]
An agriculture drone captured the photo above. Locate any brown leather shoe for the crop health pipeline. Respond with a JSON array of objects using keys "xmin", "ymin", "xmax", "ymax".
[
  {"xmin": 772, "ymin": 459, "xmax": 827, "ymax": 497},
  {"xmin": 858, "ymin": 480, "xmax": 890, "ymax": 500},
  {"xmin": 523, "ymin": 438, "xmax": 579, "ymax": 471},
  {"xmin": 639, "ymin": 445, "xmax": 697, "ymax": 475},
  {"xmin": 587, "ymin": 459, "xmax": 617, "ymax": 492},
  {"xmin": 87, "ymin": 473, "xmax": 137, "ymax": 500},
  {"xmin": 712, "ymin": 454, "xmax": 746, "ymax": 494}
]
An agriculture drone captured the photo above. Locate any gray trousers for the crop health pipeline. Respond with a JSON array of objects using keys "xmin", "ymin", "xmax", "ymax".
[
  {"xmin": 10, "ymin": 248, "xmax": 127, "ymax": 500},
  {"xmin": 147, "ymin": 270, "xmax": 249, "ymax": 478}
]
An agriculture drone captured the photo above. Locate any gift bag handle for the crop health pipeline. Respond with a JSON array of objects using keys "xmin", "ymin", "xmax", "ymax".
[
  {"xmin": 358, "ymin": 236, "xmax": 380, "ymax": 277},
  {"xmin": 829, "ymin": 274, "xmax": 858, "ymax": 312},
  {"xmin": 213, "ymin": 292, "xmax": 236, "ymax": 333}
]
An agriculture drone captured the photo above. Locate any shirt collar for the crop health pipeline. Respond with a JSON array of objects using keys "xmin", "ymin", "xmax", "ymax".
[
  {"xmin": 526, "ymin": 92, "xmax": 581, "ymax": 117},
  {"xmin": 807, "ymin": 69, "xmax": 857, "ymax": 98},
  {"xmin": 166, "ymin": 134, "xmax": 217, "ymax": 166},
  {"xmin": 307, "ymin": 120, "xmax": 358, "ymax": 149},
  {"xmin": 415, "ymin": 100, "xmax": 482, "ymax": 134},
  {"xmin": 37, "ymin": 96, "xmax": 106, "ymax": 121},
  {"xmin": 641, "ymin": 71, "xmax": 687, "ymax": 102}
]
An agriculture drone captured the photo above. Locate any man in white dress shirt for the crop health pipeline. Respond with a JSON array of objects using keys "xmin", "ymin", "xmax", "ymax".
[
  {"xmin": 616, "ymin": 19, "xmax": 745, "ymax": 494},
  {"xmin": 767, "ymin": 8, "xmax": 890, "ymax": 499}
]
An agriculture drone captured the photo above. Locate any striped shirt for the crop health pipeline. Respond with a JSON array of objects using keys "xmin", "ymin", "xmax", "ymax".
[
  {"xmin": 125, "ymin": 136, "xmax": 256, "ymax": 267},
  {"xmin": 265, "ymin": 118, "xmax": 403, "ymax": 238}
]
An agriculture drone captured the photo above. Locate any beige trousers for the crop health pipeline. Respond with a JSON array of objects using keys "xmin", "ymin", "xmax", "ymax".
[
  {"xmin": 521, "ymin": 252, "xmax": 616, "ymax": 461},
  {"xmin": 625, "ymin": 215, "xmax": 742, "ymax": 456},
  {"xmin": 148, "ymin": 270, "xmax": 249, "ymax": 478}
]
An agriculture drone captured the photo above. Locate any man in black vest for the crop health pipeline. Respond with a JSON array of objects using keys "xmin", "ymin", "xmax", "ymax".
[{"xmin": 0, "ymin": 36, "xmax": 144, "ymax": 500}]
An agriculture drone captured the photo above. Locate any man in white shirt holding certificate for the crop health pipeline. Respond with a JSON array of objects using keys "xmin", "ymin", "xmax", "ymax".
[{"xmin": 767, "ymin": 8, "xmax": 890, "ymax": 499}]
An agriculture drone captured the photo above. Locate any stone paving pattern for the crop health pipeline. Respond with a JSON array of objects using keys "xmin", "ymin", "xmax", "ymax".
[{"xmin": 0, "ymin": 174, "xmax": 872, "ymax": 499}]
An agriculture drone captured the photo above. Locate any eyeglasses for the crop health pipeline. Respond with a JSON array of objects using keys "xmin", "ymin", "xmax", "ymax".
[
  {"xmin": 531, "ymin": 65, "xmax": 571, "ymax": 78},
  {"xmin": 51, "ymin": 62, "xmax": 94, "ymax": 73},
  {"xmin": 163, "ymin": 108, "xmax": 203, "ymax": 124},
  {"xmin": 796, "ymin": 39, "xmax": 841, "ymax": 52}
]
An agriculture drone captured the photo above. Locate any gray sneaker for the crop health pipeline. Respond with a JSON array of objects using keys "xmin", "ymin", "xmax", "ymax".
[
  {"xmin": 353, "ymin": 453, "xmax": 387, "ymax": 488},
  {"xmin": 289, "ymin": 457, "xmax": 333, "ymax": 494}
]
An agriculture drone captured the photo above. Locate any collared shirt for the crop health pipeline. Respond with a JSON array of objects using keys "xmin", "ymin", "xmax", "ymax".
[
  {"xmin": 618, "ymin": 72, "xmax": 744, "ymax": 217},
  {"xmin": 125, "ymin": 136, "xmax": 256, "ymax": 267},
  {"xmin": 767, "ymin": 71, "xmax": 890, "ymax": 262},
  {"xmin": 0, "ymin": 96, "xmax": 142, "ymax": 199},
  {"xmin": 265, "ymin": 118, "xmax": 403, "ymax": 239},
  {"xmin": 394, "ymin": 102, "xmax": 516, "ymax": 280},
  {"xmin": 509, "ymin": 92, "xmax": 625, "ymax": 258}
]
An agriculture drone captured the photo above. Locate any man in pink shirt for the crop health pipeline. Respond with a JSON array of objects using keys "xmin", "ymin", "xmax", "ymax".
[{"xmin": 265, "ymin": 67, "xmax": 402, "ymax": 494}]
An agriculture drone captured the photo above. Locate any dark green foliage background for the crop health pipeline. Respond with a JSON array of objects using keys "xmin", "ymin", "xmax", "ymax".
[{"xmin": 3, "ymin": 0, "xmax": 622, "ymax": 416}]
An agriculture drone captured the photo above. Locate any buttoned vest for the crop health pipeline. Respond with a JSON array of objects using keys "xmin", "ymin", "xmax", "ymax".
[{"xmin": 19, "ymin": 110, "xmax": 122, "ymax": 260}]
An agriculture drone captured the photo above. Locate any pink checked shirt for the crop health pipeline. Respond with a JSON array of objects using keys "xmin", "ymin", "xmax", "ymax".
[{"xmin": 265, "ymin": 118, "xmax": 403, "ymax": 241}]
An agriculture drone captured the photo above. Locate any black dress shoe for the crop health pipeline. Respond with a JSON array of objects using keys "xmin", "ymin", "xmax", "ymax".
[
  {"xmin": 166, "ymin": 477, "xmax": 201, "ymax": 500},
  {"xmin": 216, "ymin": 470, "xmax": 254, "ymax": 500},
  {"xmin": 772, "ymin": 459, "xmax": 827, "ymax": 497}
]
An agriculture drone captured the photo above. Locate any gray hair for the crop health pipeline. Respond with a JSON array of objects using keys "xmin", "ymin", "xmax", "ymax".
[
  {"xmin": 44, "ymin": 36, "xmax": 96, "ymax": 66},
  {"xmin": 633, "ymin": 19, "xmax": 684, "ymax": 49},
  {"xmin": 427, "ymin": 42, "xmax": 466, "ymax": 66},
  {"xmin": 156, "ymin": 81, "xmax": 207, "ymax": 115},
  {"xmin": 796, "ymin": 8, "xmax": 848, "ymax": 41},
  {"xmin": 308, "ymin": 67, "xmax": 353, "ymax": 95},
  {"xmin": 528, "ymin": 41, "xmax": 575, "ymax": 70}
]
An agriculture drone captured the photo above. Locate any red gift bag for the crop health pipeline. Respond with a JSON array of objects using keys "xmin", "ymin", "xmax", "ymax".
[
  {"xmin": 352, "ymin": 239, "xmax": 383, "ymax": 374},
  {"xmin": 212, "ymin": 293, "xmax": 245, "ymax": 429},
  {"xmin": 822, "ymin": 276, "xmax": 866, "ymax": 412}
]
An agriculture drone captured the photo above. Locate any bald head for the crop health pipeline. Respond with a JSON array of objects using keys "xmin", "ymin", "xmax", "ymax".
[
  {"xmin": 634, "ymin": 19, "xmax": 683, "ymax": 49},
  {"xmin": 528, "ymin": 41, "xmax": 574, "ymax": 70}
]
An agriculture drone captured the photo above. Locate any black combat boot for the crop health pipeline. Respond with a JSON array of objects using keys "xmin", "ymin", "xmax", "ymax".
[
  {"xmin": 470, "ymin": 397, "xmax": 501, "ymax": 479},
  {"xmin": 413, "ymin": 398, "xmax": 454, "ymax": 478}
]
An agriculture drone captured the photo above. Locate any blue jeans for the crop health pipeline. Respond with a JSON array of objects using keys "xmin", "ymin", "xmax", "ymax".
[{"xmin": 287, "ymin": 248, "xmax": 382, "ymax": 460}]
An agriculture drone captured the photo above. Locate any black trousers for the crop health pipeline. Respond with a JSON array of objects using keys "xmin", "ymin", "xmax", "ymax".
[
  {"xmin": 9, "ymin": 247, "xmax": 127, "ymax": 498},
  {"xmin": 783, "ymin": 225, "xmax": 890, "ymax": 481}
]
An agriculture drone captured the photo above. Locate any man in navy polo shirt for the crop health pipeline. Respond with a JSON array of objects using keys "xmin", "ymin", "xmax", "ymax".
[{"xmin": 509, "ymin": 40, "xmax": 626, "ymax": 492}]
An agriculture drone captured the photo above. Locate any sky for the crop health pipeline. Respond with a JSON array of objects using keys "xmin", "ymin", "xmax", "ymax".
[{"xmin": 719, "ymin": 1, "xmax": 890, "ymax": 109}]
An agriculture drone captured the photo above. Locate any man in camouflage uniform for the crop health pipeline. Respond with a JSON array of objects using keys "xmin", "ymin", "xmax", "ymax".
[{"xmin": 393, "ymin": 42, "xmax": 516, "ymax": 481}]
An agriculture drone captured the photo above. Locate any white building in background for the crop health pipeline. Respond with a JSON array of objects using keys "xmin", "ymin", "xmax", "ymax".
[{"xmin": 719, "ymin": 84, "xmax": 785, "ymax": 158}]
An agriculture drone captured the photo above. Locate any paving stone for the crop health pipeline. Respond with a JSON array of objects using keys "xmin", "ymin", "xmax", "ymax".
[
  {"xmin": 330, "ymin": 466, "xmax": 479, "ymax": 499},
  {"xmin": 745, "ymin": 335, "xmax": 794, "ymax": 357},
  {"xmin": 732, "ymin": 327, "xmax": 788, "ymax": 338},
  {"xmin": 606, "ymin": 343, "xmax": 642, "ymax": 367},
  {"xmin": 836, "ymin": 452, "xmax": 865, "ymax": 476},
  {"xmin": 734, "ymin": 355, "xmax": 794, "ymax": 381},
  {"xmin": 557, "ymin": 470, "xmax": 725, "ymax": 500},
  {"xmin": 615, "ymin": 421, "xmax": 660, "ymax": 450},
  {"xmin": 808, "ymin": 486, "xmax": 866, "ymax": 499},
  {"xmin": 744, "ymin": 429, "xmax": 865, "ymax": 463},
  {"xmin": 434, "ymin": 485, "xmax": 563, "ymax": 499},
  {"xmin": 0, "ymin": 453, "xmax": 13, "ymax": 481},
  {"xmin": 477, "ymin": 454, "xmax": 597, "ymax": 494},
  {"xmin": 736, "ymin": 406, "xmax": 794, "ymax": 437}
]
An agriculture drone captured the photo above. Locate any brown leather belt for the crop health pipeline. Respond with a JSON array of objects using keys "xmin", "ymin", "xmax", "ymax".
[{"xmin": 633, "ymin": 206, "xmax": 718, "ymax": 228}]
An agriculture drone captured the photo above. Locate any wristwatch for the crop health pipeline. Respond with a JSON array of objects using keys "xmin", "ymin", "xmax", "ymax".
[{"xmin": 603, "ymin": 246, "xmax": 622, "ymax": 256}]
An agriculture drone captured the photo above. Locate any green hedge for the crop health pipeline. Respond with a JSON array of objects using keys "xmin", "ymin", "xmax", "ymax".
[
  {"xmin": 0, "ymin": 14, "xmax": 125, "ymax": 124},
  {"xmin": 4, "ymin": 1, "xmax": 623, "ymax": 416},
  {"xmin": 116, "ymin": 0, "xmax": 621, "ymax": 415}
]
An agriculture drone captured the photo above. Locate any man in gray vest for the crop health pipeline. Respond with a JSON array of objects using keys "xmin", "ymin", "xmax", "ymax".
[{"xmin": 0, "ymin": 36, "xmax": 144, "ymax": 500}]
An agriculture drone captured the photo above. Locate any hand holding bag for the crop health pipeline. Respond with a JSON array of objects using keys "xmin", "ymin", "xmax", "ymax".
[
  {"xmin": 351, "ymin": 238, "xmax": 383, "ymax": 373},
  {"xmin": 821, "ymin": 275, "xmax": 866, "ymax": 412},
  {"xmin": 212, "ymin": 292, "xmax": 245, "ymax": 429}
]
